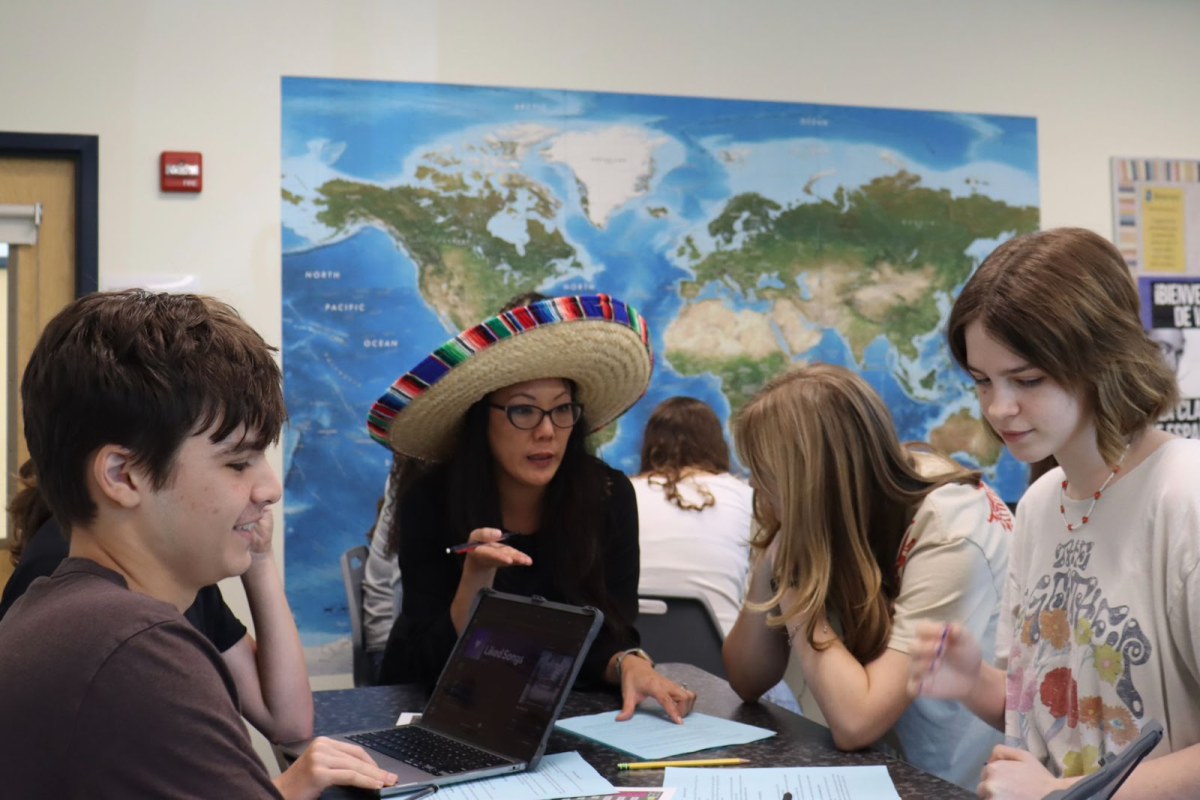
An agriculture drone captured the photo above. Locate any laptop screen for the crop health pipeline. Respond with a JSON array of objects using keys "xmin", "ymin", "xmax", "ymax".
[{"xmin": 421, "ymin": 593, "xmax": 599, "ymax": 763}]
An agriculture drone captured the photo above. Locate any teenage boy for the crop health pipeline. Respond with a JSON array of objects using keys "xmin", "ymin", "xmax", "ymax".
[
  {"xmin": 0, "ymin": 291, "xmax": 397, "ymax": 798},
  {"xmin": 0, "ymin": 492, "xmax": 313, "ymax": 745}
]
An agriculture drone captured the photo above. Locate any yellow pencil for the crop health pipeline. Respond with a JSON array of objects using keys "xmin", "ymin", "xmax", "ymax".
[{"xmin": 616, "ymin": 758, "xmax": 749, "ymax": 770}]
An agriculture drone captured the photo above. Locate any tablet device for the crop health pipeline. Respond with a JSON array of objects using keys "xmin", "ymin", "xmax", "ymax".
[{"xmin": 1041, "ymin": 719, "xmax": 1163, "ymax": 800}]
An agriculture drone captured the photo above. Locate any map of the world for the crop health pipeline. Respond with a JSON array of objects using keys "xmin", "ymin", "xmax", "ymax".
[{"xmin": 281, "ymin": 77, "xmax": 1039, "ymax": 663}]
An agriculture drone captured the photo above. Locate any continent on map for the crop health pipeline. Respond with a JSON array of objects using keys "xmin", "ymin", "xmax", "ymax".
[
  {"xmin": 930, "ymin": 408, "xmax": 1003, "ymax": 467},
  {"xmin": 314, "ymin": 171, "xmax": 579, "ymax": 329},
  {"xmin": 667, "ymin": 170, "xmax": 1038, "ymax": 465},
  {"xmin": 664, "ymin": 298, "xmax": 818, "ymax": 409}
]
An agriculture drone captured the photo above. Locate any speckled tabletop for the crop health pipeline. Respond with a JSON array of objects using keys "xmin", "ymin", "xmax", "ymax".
[{"xmin": 309, "ymin": 663, "xmax": 973, "ymax": 799}]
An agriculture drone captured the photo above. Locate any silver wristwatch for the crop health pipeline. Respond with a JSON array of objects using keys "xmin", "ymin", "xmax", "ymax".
[{"xmin": 615, "ymin": 647, "xmax": 655, "ymax": 680}]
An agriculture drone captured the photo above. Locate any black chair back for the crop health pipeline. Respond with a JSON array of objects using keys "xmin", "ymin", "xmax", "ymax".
[
  {"xmin": 634, "ymin": 590, "xmax": 727, "ymax": 678},
  {"xmin": 340, "ymin": 544, "xmax": 372, "ymax": 687}
]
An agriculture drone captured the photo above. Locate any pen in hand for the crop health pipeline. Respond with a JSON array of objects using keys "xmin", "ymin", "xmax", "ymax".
[
  {"xmin": 930, "ymin": 623, "xmax": 949, "ymax": 673},
  {"xmin": 445, "ymin": 530, "xmax": 527, "ymax": 555},
  {"xmin": 916, "ymin": 623, "xmax": 950, "ymax": 695}
]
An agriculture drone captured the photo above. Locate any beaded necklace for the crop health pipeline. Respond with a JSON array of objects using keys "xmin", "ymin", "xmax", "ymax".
[{"xmin": 1058, "ymin": 443, "xmax": 1131, "ymax": 532}]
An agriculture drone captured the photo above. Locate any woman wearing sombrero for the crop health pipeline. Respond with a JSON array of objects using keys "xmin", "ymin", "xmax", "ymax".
[{"xmin": 367, "ymin": 294, "xmax": 697, "ymax": 723}]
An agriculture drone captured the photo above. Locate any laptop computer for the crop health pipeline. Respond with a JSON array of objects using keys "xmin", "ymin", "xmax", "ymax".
[
  {"xmin": 1043, "ymin": 719, "xmax": 1163, "ymax": 800},
  {"xmin": 289, "ymin": 589, "xmax": 602, "ymax": 797}
]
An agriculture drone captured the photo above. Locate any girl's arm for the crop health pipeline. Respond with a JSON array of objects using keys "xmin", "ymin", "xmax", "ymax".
[
  {"xmin": 786, "ymin": 616, "xmax": 912, "ymax": 750},
  {"xmin": 723, "ymin": 548, "xmax": 790, "ymax": 702},
  {"xmin": 805, "ymin": 529, "xmax": 1007, "ymax": 749},
  {"xmin": 224, "ymin": 509, "xmax": 313, "ymax": 744}
]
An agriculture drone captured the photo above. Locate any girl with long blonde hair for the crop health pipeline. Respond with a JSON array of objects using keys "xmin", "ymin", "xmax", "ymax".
[{"xmin": 723, "ymin": 362, "xmax": 1012, "ymax": 788}]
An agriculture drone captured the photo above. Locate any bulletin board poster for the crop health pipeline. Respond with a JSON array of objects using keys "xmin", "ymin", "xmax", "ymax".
[
  {"xmin": 1139, "ymin": 276, "xmax": 1200, "ymax": 438},
  {"xmin": 1112, "ymin": 157, "xmax": 1200, "ymax": 275}
]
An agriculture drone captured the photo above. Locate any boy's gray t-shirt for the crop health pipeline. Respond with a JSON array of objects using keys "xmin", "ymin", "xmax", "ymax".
[{"xmin": 0, "ymin": 558, "xmax": 280, "ymax": 799}]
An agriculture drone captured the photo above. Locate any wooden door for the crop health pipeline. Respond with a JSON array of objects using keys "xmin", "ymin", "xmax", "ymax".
[{"xmin": 0, "ymin": 157, "xmax": 76, "ymax": 554}]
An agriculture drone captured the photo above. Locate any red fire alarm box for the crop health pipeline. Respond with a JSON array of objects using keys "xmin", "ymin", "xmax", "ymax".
[{"xmin": 161, "ymin": 151, "xmax": 202, "ymax": 192}]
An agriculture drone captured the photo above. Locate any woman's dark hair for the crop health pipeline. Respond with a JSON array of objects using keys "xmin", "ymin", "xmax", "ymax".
[
  {"xmin": 638, "ymin": 396, "xmax": 730, "ymax": 511},
  {"xmin": 391, "ymin": 394, "xmax": 629, "ymax": 636},
  {"xmin": 382, "ymin": 454, "xmax": 430, "ymax": 555},
  {"xmin": 7, "ymin": 459, "xmax": 53, "ymax": 566}
]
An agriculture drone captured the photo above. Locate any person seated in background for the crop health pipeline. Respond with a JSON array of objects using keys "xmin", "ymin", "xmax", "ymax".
[
  {"xmin": 372, "ymin": 293, "xmax": 696, "ymax": 723},
  {"xmin": 632, "ymin": 395, "xmax": 800, "ymax": 714},
  {"xmin": 362, "ymin": 486, "xmax": 400, "ymax": 676},
  {"xmin": 631, "ymin": 396, "xmax": 753, "ymax": 636},
  {"xmin": 910, "ymin": 228, "xmax": 1200, "ymax": 799},
  {"xmin": 360, "ymin": 455, "xmax": 421, "ymax": 683},
  {"xmin": 0, "ymin": 462, "xmax": 312, "ymax": 745},
  {"xmin": 723, "ymin": 363, "xmax": 1011, "ymax": 790},
  {"xmin": 0, "ymin": 290, "xmax": 396, "ymax": 798}
]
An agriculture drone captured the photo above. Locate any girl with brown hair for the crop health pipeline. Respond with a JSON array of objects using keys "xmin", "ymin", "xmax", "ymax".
[
  {"xmin": 910, "ymin": 228, "xmax": 1200, "ymax": 798},
  {"xmin": 632, "ymin": 396, "xmax": 754, "ymax": 635},
  {"xmin": 723, "ymin": 362, "xmax": 1012, "ymax": 789}
]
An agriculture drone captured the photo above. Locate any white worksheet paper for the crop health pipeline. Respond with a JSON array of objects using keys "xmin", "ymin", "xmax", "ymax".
[
  {"xmin": 555, "ymin": 710, "xmax": 774, "ymax": 759},
  {"xmin": 431, "ymin": 751, "xmax": 615, "ymax": 800},
  {"xmin": 664, "ymin": 765, "xmax": 902, "ymax": 800}
]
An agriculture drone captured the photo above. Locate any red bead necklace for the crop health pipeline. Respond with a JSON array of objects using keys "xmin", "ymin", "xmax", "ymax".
[{"xmin": 1058, "ymin": 444, "xmax": 1131, "ymax": 532}]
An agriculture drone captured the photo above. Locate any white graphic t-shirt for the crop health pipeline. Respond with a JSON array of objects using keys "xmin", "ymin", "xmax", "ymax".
[{"xmin": 998, "ymin": 439, "xmax": 1200, "ymax": 777}]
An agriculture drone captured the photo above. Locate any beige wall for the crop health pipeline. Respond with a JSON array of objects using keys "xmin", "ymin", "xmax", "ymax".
[{"xmin": 1, "ymin": 0, "xmax": 1198, "ymax": 763}]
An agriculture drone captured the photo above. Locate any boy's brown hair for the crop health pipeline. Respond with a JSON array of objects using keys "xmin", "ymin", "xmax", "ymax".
[{"xmin": 21, "ymin": 290, "xmax": 286, "ymax": 528}]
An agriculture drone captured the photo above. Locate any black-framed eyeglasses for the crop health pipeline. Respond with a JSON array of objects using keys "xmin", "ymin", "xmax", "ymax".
[{"xmin": 488, "ymin": 401, "xmax": 583, "ymax": 430}]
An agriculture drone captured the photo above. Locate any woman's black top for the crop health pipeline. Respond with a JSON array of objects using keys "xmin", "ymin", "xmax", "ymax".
[{"xmin": 379, "ymin": 462, "xmax": 640, "ymax": 688}]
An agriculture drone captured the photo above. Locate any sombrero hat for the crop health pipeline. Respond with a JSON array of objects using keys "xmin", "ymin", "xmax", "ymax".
[{"xmin": 368, "ymin": 294, "xmax": 654, "ymax": 462}]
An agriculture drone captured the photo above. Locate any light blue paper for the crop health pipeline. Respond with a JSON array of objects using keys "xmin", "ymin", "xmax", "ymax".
[
  {"xmin": 555, "ymin": 709, "xmax": 774, "ymax": 759},
  {"xmin": 665, "ymin": 765, "xmax": 902, "ymax": 800},
  {"xmin": 430, "ymin": 751, "xmax": 614, "ymax": 800}
]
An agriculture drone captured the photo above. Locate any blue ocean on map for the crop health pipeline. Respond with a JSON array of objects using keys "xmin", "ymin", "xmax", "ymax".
[{"xmin": 282, "ymin": 77, "xmax": 1038, "ymax": 653}]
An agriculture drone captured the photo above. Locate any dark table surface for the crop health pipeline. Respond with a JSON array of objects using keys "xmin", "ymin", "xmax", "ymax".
[{"xmin": 311, "ymin": 663, "xmax": 973, "ymax": 799}]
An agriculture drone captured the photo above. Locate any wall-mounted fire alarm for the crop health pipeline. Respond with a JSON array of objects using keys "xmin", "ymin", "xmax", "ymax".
[{"xmin": 160, "ymin": 151, "xmax": 202, "ymax": 193}]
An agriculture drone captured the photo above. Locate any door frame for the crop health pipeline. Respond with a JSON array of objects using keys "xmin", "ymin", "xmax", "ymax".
[{"xmin": 0, "ymin": 132, "xmax": 98, "ymax": 296}]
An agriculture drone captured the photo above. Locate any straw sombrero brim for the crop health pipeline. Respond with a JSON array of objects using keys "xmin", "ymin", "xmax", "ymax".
[{"xmin": 367, "ymin": 295, "xmax": 653, "ymax": 462}]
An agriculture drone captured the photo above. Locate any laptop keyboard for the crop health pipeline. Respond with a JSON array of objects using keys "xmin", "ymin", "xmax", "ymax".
[{"xmin": 347, "ymin": 726, "xmax": 511, "ymax": 776}]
